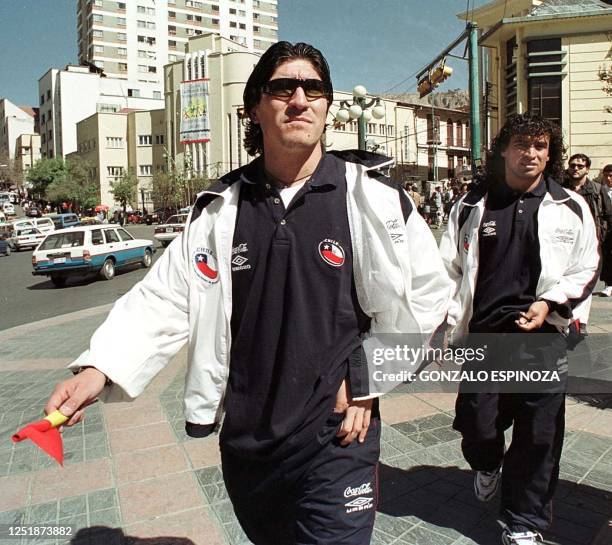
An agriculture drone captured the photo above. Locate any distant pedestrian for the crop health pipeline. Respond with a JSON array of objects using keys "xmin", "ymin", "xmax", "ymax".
[{"xmin": 600, "ymin": 163, "xmax": 612, "ymax": 296}]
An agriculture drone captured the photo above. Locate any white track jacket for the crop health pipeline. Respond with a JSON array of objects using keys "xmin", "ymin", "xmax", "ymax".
[{"xmin": 71, "ymin": 152, "xmax": 451, "ymax": 428}]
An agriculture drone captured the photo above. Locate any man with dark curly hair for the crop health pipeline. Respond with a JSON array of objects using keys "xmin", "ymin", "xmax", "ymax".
[{"xmin": 440, "ymin": 114, "xmax": 600, "ymax": 545}]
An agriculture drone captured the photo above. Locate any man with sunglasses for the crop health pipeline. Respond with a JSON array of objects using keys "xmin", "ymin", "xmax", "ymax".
[
  {"xmin": 564, "ymin": 153, "xmax": 611, "ymax": 243},
  {"xmin": 43, "ymin": 41, "xmax": 450, "ymax": 544}
]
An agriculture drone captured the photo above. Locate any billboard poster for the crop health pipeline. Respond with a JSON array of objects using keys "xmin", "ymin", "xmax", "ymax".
[{"xmin": 179, "ymin": 79, "xmax": 210, "ymax": 144}]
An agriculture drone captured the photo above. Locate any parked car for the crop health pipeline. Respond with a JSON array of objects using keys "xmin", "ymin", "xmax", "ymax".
[
  {"xmin": 0, "ymin": 232, "xmax": 11, "ymax": 256},
  {"xmin": 26, "ymin": 206, "xmax": 42, "ymax": 218},
  {"xmin": 145, "ymin": 208, "xmax": 167, "ymax": 225},
  {"xmin": 32, "ymin": 217, "xmax": 55, "ymax": 234},
  {"xmin": 32, "ymin": 225, "xmax": 156, "ymax": 287},
  {"xmin": 44, "ymin": 213, "xmax": 80, "ymax": 230},
  {"xmin": 127, "ymin": 210, "xmax": 144, "ymax": 224},
  {"xmin": 2, "ymin": 202, "xmax": 16, "ymax": 216},
  {"xmin": 12, "ymin": 227, "xmax": 46, "ymax": 251},
  {"xmin": 80, "ymin": 216, "xmax": 103, "ymax": 225},
  {"xmin": 153, "ymin": 213, "xmax": 189, "ymax": 247},
  {"xmin": 10, "ymin": 218, "xmax": 35, "ymax": 232}
]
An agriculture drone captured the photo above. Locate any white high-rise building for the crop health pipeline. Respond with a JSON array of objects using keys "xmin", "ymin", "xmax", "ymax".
[
  {"xmin": 76, "ymin": 0, "xmax": 278, "ymax": 94},
  {"xmin": 38, "ymin": 65, "xmax": 164, "ymax": 159}
]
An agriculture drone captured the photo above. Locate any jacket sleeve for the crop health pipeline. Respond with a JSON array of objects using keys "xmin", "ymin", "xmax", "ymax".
[
  {"xmin": 439, "ymin": 199, "xmax": 464, "ymax": 329},
  {"xmin": 539, "ymin": 196, "xmax": 601, "ymax": 320},
  {"xmin": 403, "ymin": 194, "xmax": 452, "ymax": 337},
  {"xmin": 69, "ymin": 233, "xmax": 190, "ymax": 400}
]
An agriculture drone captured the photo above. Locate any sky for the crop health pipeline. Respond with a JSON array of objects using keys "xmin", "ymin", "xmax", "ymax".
[{"xmin": 0, "ymin": 0, "xmax": 488, "ymax": 106}]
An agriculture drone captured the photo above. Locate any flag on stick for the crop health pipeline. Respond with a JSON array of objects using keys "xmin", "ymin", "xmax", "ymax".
[{"xmin": 12, "ymin": 410, "xmax": 68, "ymax": 466}]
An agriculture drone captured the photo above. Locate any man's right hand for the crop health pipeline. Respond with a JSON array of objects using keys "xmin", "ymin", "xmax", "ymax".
[{"xmin": 44, "ymin": 368, "xmax": 108, "ymax": 428}]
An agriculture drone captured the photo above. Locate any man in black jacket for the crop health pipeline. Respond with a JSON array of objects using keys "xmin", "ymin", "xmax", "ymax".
[{"xmin": 564, "ymin": 153, "xmax": 612, "ymax": 242}]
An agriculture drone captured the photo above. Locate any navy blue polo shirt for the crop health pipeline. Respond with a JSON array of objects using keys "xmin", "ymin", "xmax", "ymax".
[
  {"xmin": 469, "ymin": 177, "xmax": 547, "ymax": 333},
  {"xmin": 220, "ymin": 153, "xmax": 370, "ymax": 461}
]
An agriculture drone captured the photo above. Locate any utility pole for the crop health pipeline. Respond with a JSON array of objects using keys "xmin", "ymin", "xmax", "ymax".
[
  {"xmin": 468, "ymin": 22, "xmax": 481, "ymax": 175},
  {"xmin": 431, "ymin": 93, "xmax": 438, "ymax": 182}
]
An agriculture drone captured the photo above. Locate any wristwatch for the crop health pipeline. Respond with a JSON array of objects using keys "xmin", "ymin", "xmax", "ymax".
[{"xmin": 73, "ymin": 366, "xmax": 113, "ymax": 386}]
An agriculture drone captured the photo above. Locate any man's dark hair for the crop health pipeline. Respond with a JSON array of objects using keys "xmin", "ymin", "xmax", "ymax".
[
  {"xmin": 603, "ymin": 164, "xmax": 612, "ymax": 173},
  {"xmin": 242, "ymin": 41, "xmax": 333, "ymax": 156},
  {"xmin": 482, "ymin": 113, "xmax": 566, "ymax": 186},
  {"xmin": 569, "ymin": 153, "xmax": 591, "ymax": 169}
]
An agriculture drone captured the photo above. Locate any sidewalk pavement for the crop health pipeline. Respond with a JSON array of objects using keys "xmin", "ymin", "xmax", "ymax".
[{"xmin": 0, "ymin": 298, "xmax": 610, "ymax": 545}]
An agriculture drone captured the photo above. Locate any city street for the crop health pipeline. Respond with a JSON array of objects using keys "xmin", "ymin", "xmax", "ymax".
[{"xmin": 0, "ymin": 224, "xmax": 164, "ymax": 331}]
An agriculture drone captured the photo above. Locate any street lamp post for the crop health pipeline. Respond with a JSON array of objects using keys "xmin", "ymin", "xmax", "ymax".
[
  {"xmin": 140, "ymin": 187, "xmax": 145, "ymax": 213},
  {"xmin": 334, "ymin": 85, "xmax": 385, "ymax": 151}
]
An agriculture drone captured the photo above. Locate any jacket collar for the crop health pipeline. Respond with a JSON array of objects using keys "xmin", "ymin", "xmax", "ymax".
[{"xmin": 462, "ymin": 176, "xmax": 570, "ymax": 207}]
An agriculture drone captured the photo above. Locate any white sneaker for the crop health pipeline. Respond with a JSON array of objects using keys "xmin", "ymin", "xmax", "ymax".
[
  {"xmin": 474, "ymin": 466, "xmax": 502, "ymax": 501},
  {"xmin": 602, "ymin": 286, "xmax": 612, "ymax": 297},
  {"xmin": 501, "ymin": 529, "xmax": 543, "ymax": 545}
]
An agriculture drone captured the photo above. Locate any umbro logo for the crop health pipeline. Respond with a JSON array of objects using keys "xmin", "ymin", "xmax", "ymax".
[
  {"xmin": 345, "ymin": 496, "xmax": 374, "ymax": 513},
  {"xmin": 482, "ymin": 220, "xmax": 497, "ymax": 237},
  {"xmin": 231, "ymin": 243, "xmax": 251, "ymax": 272}
]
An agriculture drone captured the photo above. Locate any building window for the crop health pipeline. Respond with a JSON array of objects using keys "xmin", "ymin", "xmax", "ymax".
[
  {"xmin": 92, "ymin": 14, "xmax": 103, "ymax": 22},
  {"xmin": 527, "ymin": 38, "xmax": 563, "ymax": 125},
  {"xmin": 187, "ymin": 13, "xmax": 194, "ymax": 20},
  {"xmin": 138, "ymin": 64, "xmax": 147, "ymax": 73},
  {"xmin": 118, "ymin": 62, "xmax": 128, "ymax": 72},
  {"xmin": 147, "ymin": 21, "xmax": 155, "ymax": 29},
  {"xmin": 168, "ymin": 10, "xmax": 176, "ymax": 18},
  {"xmin": 128, "ymin": 88, "xmax": 140, "ymax": 97},
  {"xmin": 212, "ymin": 18, "xmax": 219, "ymax": 25},
  {"xmin": 169, "ymin": 40, "xmax": 177, "ymax": 48},
  {"xmin": 117, "ymin": 2, "xmax": 126, "ymax": 9},
  {"xmin": 456, "ymin": 121, "xmax": 463, "ymax": 147},
  {"xmin": 94, "ymin": 60, "xmax": 104, "ymax": 68},
  {"xmin": 118, "ymin": 47, "xmax": 127, "ymax": 56},
  {"xmin": 117, "ymin": 17, "xmax": 126, "ymax": 26},
  {"xmin": 229, "ymin": 8, "xmax": 236, "ymax": 14},
  {"xmin": 93, "ymin": 29, "xmax": 103, "ymax": 38},
  {"xmin": 106, "ymin": 137, "xmax": 124, "ymax": 148},
  {"xmin": 138, "ymin": 35, "xmax": 156, "ymax": 45},
  {"xmin": 148, "ymin": 66, "xmax": 157, "ymax": 73},
  {"xmin": 153, "ymin": 91, "xmax": 161, "ymax": 99},
  {"xmin": 239, "ymin": 23, "xmax": 246, "ymax": 29},
  {"xmin": 139, "ymin": 165, "xmax": 153, "ymax": 176},
  {"xmin": 107, "ymin": 166, "xmax": 124, "ymax": 177},
  {"xmin": 40, "ymin": 94, "xmax": 44, "ymax": 105},
  {"xmin": 117, "ymin": 32, "xmax": 127, "ymax": 42},
  {"xmin": 446, "ymin": 119, "xmax": 454, "ymax": 146},
  {"xmin": 155, "ymin": 134, "xmax": 165, "ymax": 145},
  {"xmin": 168, "ymin": 54, "xmax": 177, "ymax": 62},
  {"xmin": 230, "ymin": 21, "xmax": 237, "ymax": 28},
  {"xmin": 138, "ymin": 135, "xmax": 152, "ymax": 146},
  {"xmin": 137, "ymin": 5, "xmax": 146, "ymax": 13},
  {"xmin": 168, "ymin": 25, "xmax": 176, "ymax": 35},
  {"xmin": 137, "ymin": 20, "xmax": 146, "ymax": 28}
]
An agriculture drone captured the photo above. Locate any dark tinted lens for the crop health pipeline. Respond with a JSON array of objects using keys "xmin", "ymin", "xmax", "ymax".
[
  {"xmin": 301, "ymin": 79, "xmax": 326, "ymax": 98},
  {"xmin": 264, "ymin": 78, "xmax": 327, "ymax": 99}
]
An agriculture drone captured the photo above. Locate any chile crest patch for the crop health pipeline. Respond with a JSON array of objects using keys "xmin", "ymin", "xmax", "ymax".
[
  {"xmin": 318, "ymin": 239, "xmax": 345, "ymax": 268},
  {"xmin": 193, "ymin": 248, "xmax": 219, "ymax": 284}
]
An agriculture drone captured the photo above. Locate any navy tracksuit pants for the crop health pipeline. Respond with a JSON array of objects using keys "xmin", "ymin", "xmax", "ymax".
[
  {"xmin": 453, "ymin": 331, "xmax": 567, "ymax": 532},
  {"xmin": 221, "ymin": 413, "xmax": 380, "ymax": 545}
]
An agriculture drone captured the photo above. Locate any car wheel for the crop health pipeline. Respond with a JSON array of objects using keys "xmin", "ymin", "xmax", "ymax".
[
  {"xmin": 142, "ymin": 248, "xmax": 153, "ymax": 268},
  {"xmin": 51, "ymin": 275, "xmax": 66, "ymax": 287},
  {"xmin": 101, "ymin": 258, "xmax": 116, "ymax": 280}
]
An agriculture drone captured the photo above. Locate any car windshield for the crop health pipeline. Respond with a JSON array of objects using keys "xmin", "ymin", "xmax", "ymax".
[
  {"xmin": 39, "ymin": 231, "xmax": 85, "ymax": 250},
  {"xmin": 17, "ymin": 229, "xmax": 39, "ymax": 236},
  {"xmin": 166, "ymin": 215, "xmax": 187, "ymax": 224}
]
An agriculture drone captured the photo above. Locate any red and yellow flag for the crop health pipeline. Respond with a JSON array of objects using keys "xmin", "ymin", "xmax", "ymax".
[{"xmin": 12, "ymin": 410, "xmax": 68, "ymax": 466}]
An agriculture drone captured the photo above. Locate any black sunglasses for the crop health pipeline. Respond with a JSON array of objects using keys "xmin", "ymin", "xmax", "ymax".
[
  {"xmin": 263, "ymin": 78, "xmax": 330, "ymax": 100},
  {"xmin": 568, "ymin": 163, "xmax": 586, "ymax": 169}
]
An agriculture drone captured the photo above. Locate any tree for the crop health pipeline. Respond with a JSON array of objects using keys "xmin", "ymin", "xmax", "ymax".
[
  {"xmin": 151, "ymin": 168, "xmax": 213, "ymax": 211},
  {"xmin": 26, "ymin": 157, "xmax": 66, "ymax": 198},
  {"xmin": 599, "ymin": 64, "xmax": 612, "ymax": 123},
  {"xmin": 46, "ymin": 157, "xmax": 99, "ymax": 210},
  {"xmin": 110, "ymin": 170, "xmax": 138, "ymax": 211}
]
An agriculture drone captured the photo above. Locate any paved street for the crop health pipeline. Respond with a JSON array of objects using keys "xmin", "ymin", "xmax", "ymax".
[
  {"xmin": 0, "ymin": 225, "xmax": 164, "ymax": 331},
  {"xmin": 0, "ymin": 224, "xmax": 610, "ymax": 545}
]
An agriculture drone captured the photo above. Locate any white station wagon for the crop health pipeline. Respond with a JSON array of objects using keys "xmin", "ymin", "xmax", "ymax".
[{"xmin": 32, "ymin": 225, "xmax": 156, "ymax": 287}]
